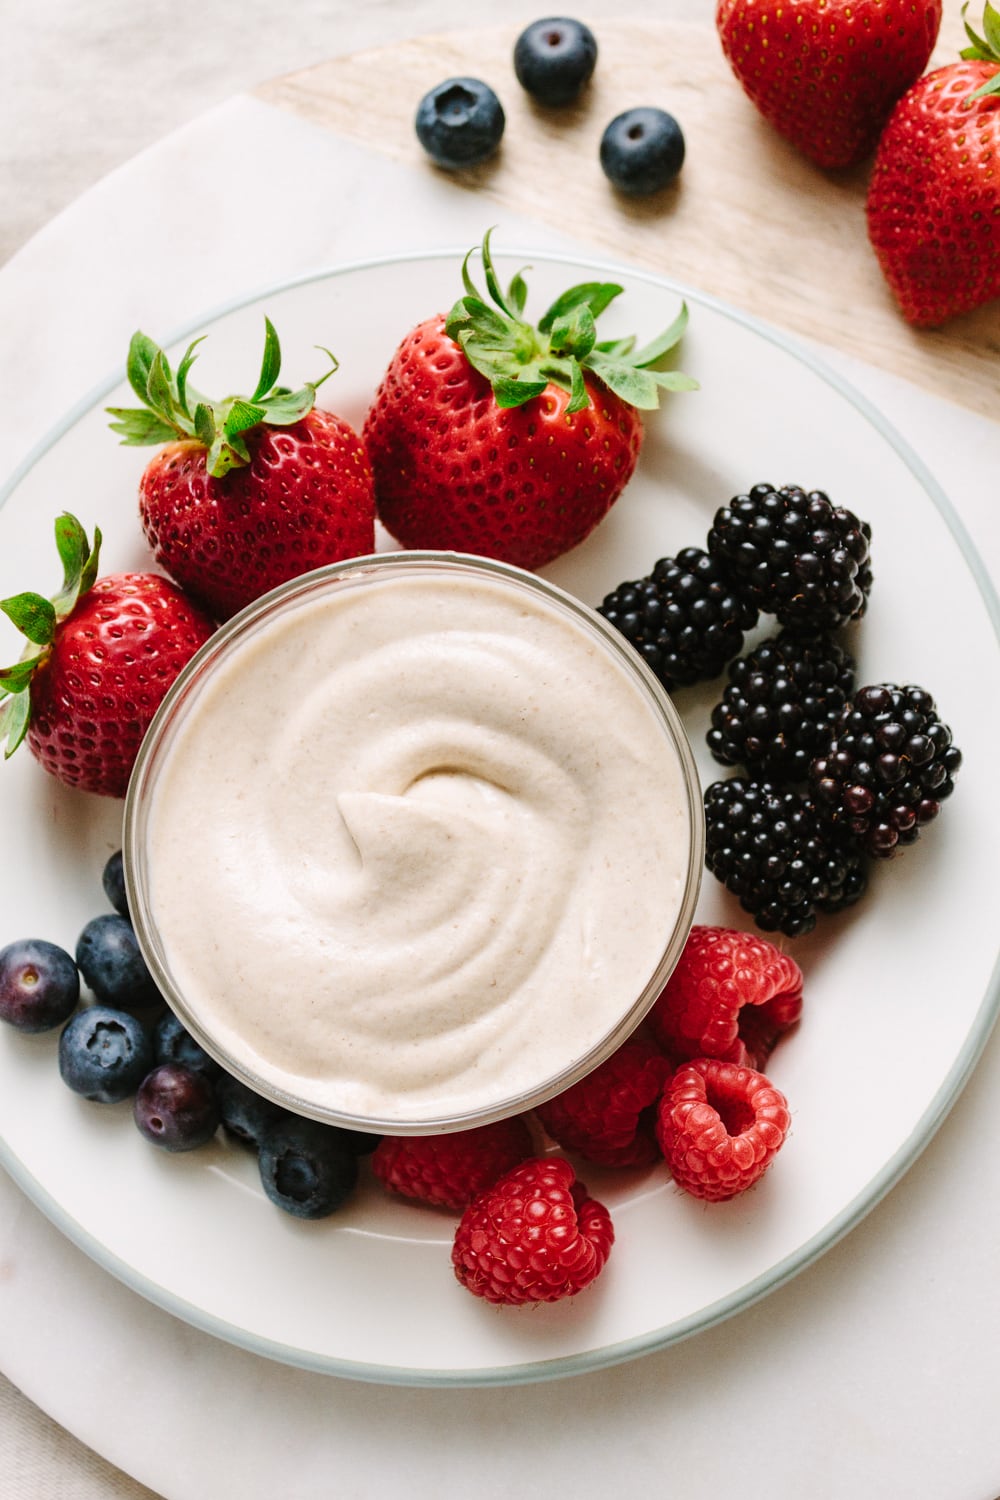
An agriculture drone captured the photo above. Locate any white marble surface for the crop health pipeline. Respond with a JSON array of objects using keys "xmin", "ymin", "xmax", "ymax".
[{"xmin": 3, "ymin": 7, "xmax": 1000, "ymax": 1499}]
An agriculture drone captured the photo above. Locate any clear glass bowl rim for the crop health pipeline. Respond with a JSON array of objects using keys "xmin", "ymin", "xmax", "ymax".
[{"xmin": 123, "ymin": 549, "xmax": 705, "ymax": 1135}]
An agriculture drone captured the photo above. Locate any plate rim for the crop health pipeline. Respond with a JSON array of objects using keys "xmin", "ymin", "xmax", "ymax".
[{"xmin": 2, "ymin": 244, "xmax": 999, "ymax": 1388}]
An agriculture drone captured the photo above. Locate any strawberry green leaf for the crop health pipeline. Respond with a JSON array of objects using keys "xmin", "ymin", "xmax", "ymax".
[
  {"xmin": 1, "ymin": 593, "xmax": 56, "ymax": 646},
  {"xmin": 224, "ymin": 399, "xmax": 268, "ymax": 441},
  {"xmin": 548, "ymin": 303, "xmax": 597, "ymax": 360},
  {"xmin": 126, "ymin": 332, "xmax": 162, "ymax": 405},
  {"xmin": 105, "ymin": 408, "xmax": 181, "ymax": 446},
  {"xmin": 507, "ymin": 270, "xmax": 529, "ymax": 316},
  {"xmin": 257, "ymin": 388, "xmax": 317, "ymax": 426},
  {"xmin": 594, "ymin": 336, "xmax": 636, "ymax": 358},
  {"xmin": 0, "ymin": 658, "xmax": 40, "ymax": 695},
  {"xmin": 251, "ymin": 318, "xmax": 283, "ymax": 403},
  {"xmin": 0, "ymin": 691, "xmax": 31, "ymax": 759},
  {"xmin": 584, "ymin": 356, "xmax": 662, "ymax": 410},
  {"xmin": 493, "ymin": 376, "xmax": 550, "ymax": 408},
  {"xmin": 538, "ymin": 282, "xmax": 623, "ymax": 336},
  {"xmin": 566, "ymin": 357, "xmax": 588, "ymax": 413},
  {"xmin": 628, "ymin": 304, "xmax": 690, "ymax": 369},
  {"xmin": 53, "ymin": 513, "xmax": 87, "ymax": 589},
  {"xmin": 175, "ymin": 337, "xmax": 206, "ymax": 418}
]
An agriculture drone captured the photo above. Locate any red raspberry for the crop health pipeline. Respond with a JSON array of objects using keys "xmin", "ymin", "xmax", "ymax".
[
  {"xmin": 656, "ymin": 1058, "xmax": 791, "ymax": 1202},
  {"xmin": 371, "ymin": 1117, "xmax": 533, "ymax": 1210},
  {"xmin": 534, "ymin": 1038, "xmax": 671, "ymax": 1167},
  {"xmin": 648, "ymin": 925, "xmax": 802, "ymax": 1071},
  {"xmin": 451, "ymin": 1157, "xmax": 614, "ymax": 1305}
]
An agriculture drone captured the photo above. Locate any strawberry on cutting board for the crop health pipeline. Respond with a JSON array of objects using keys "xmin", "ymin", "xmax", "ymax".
[
  {"xmin": 866, "ymin": 3, "xmax": 1000, "ymax": 325},
  {"xmin": 362, "ymin": 230, "xmax": 697, "ymax": 572},
  {"xmin": 716, "ymin": 0, "xmax": 942, "ymax": 169},
  {"xmin": 0, "ymin": 514, "xmax": 215, "ymax": 797},
  {"xmin": 108, "ymin": 319, "xmax": 374, "ymax": 620}
]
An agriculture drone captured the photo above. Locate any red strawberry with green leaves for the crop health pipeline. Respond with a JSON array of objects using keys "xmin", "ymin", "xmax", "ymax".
[
  {"xmin": 716, "ymin": 0, "xmax": 942, "ymax": 169},
  {"xmin": 362, "ymin": 230, "xmax": 697, "ymax": 571},
  {"xmin": 866, "ymin": 4, "xmax": 1000, "ymax": 325},
  {"xmin": 0, "ymin": 515, "xmax": 215, "ymax": 797},
  {"xmin": 108, "ymin": 319, "xmax": 375, "ymax": 620}
]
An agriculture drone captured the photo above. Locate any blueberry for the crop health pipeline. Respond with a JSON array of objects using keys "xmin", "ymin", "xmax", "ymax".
[
  {"xmin": 216, "ymin": 1072, "xmax": 289, "ymax": 1151},
  {"xmin": 102, "ymin": 850, "xmax": 129, "ymax": 918},
  {"xmin": 76, "ymin": 914, "xmax": 159, "ymax": 1011},
  {"xmin": 514, "ymin": 17, "xmax": 597, "ymax": 106},
  {"xmin": 154, "ymin": 1010, "xmax": 221, "ymax": 1080},
  {"xmin": 599, "ymin": 107, "xmax": 686, "ymax": 195},
  {"xmin": 134, "ymin": 1063, "xmax": 220, "ymax": 1152},
  {"xmin": 415, "ymin": 77, "xmax": 505, "ymax": 169},
  {"xmin": 58, "ymin": 1006, "xmax": 154, "ymax": 1103},
  {"xmin": 0, "ymin": 939, "xmax": 80, "ymax": 1033},
  {"xmin": 258, "ymin": 1117, "xmax": 359, "ymax": 1219}
]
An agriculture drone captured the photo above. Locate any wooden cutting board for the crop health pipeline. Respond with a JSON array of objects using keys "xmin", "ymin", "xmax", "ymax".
[{"xmin": 257, "ymin": 12, "xmax": 999, "ymax": 421}]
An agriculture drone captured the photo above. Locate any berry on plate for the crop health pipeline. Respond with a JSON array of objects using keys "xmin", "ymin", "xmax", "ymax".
[
  {"xmin": 656, "ymin": 1057, "xmax": 791, "ymax": 1202},
  {"xmin": 215, "ymin": 1072, "xmax": 289, "ymax": 1151},
  {"xmin": 866, "ymin": 6, "xmax": 1000, "ymax": 325},
  {"xmin": 707, "ymin": 483, "xmax": 873, "ymax": 632},
  {"xmin": 707, "ymin": 630, "xmax": 857, "ymax": 784},
  {"xmin": 415, "ymin": 77, "xmax": 505, "ymax": 168},
  {"xmin": 153, "ymin": 1010, "xmax": 221, "ymax": 1080},
  {"xmin": 0, "ymin": 514, "xmax": 215, "ymax": 798},
  {"xmin": 810, "ymin": 682, "xmax": 961, "ymax": 857},
  {"xmin": 0, "ymin": 939, "xmax": 79, "ymax": 1033},
  {"xmin": 716, "ymin": 0, "xmax": 942, "ymax": 169},
  {"xmin": 451, "ymin": 1156, "xmax": 614, "ymax": 1305},
  {"xmin": 598, "ymin": 546, "xmax": 759, "ymax": 691},
  {"xmin": 134, "ymin": 1062, "xmax": 221, "ymax": 1152},
  {"xmin": 649, "ymin": 924, "xmax": 804, "ymax": 1071},
  {"xmin": 514, "ymin": 17, "xmax": 598, "ymax": 106},
  {"xmin": 704, "ymin": 778, "xmax": 870, "ymax": 936},
  {"xmin": 58, "ymin": 1006, "xmax": 154, "ymax": 1104},
  {"xmin": 372, "ymin": 1117, "xmax": 534, "ymax": 1210},
  {"xmin": 102, "ymin": 850, "xmax": 129, "ymax": 919},
  {"xmin": 107, "ymin": 318, "xmax": 374, "ymax": 620},
  {"xmin": 599, "ymin": 107, "xmax": 686, "ymax": 195},
  {"xmin": 76, "ymin": 914, "xmax": 160, "ymax": 1011},
  {"xmin": 362, "ymin": 229, "xmax": 697, "ymax": 570},
  {"xmin": 257, "ymin": 1116, "xmax": 359, "ymax": 1219},
  {"xmin": 534, "ymin": 1037, "xmax": 671, "ymax": 1167}
]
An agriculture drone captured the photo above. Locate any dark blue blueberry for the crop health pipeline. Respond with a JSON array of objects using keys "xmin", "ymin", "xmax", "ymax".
[
  {"xmin": 258, "ymin": 1117, "xmax": 359, "ymax": 1219},
  {"xmin": 216, "ymin": 1072, "xmax": 289, "ymax": 1151},
  {"xmin": 514, "ymin": 17, "xmax": 597, "ymax": 106},
  {"xmin": 154, "ymin": 1010, "xmax": 221, "ymax": 1080},
  {"xmin": 102, "ymin": 850, "xmax": 129, "ymax": 918},
  {"xmin": 58, "ymin": 1006, "xmax": 154, "ymax": 1103},
  {"xmin": 0, "ymin": 939, "xmax": 80, "ymax": 1033},
  {"xmin": 134, "ymin": 1063, "xmax": 220, "ymax": 1152},
  {"xmin": 599, "ymin": 107, "xmax": 685, "ymax": 195},
  {"xmin": 415, "ymin": 77, "xmax": 505, "ymax": 169},
  {"xmin": 76, "ymin": 914, "xmax": 159, "ymax": 1011}
]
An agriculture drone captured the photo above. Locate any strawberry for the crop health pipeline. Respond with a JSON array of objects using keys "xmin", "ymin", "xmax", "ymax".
[
  {"xmin": 716, "ymin": 0, "xmax": 942, "ymax": 169},
  {"xmin": 451, "ymin": 1156, "xmax": 614, "ymax": 1305},
  {"xmin": 107, "ymin": 319, "xmax": 374, "ymax": 620},
  {"xmin": 0, "ymin": 514, "xmax": 215, "ymax": 797},
  {"xmin": 648, "ymin": 925, "xmax": 803, "ymax": 1072},
  {"xmin": 371, "ymin": 1117, "xmax": 534, "ymax": 1210},
  {"xmin": 656, "ymin": 1057, "xmax": 791, "ymax": 1202},
  {"xmin": 534, "ymin": 1037, "xmax": 671, "ymax": 1168},
  {"xmin": 362, "ymin": 230, "xmax": 696, "ymax": 571},
  {"xmin": 866, "ymin": 5, "xmax": 1000, "ymax": 325}
]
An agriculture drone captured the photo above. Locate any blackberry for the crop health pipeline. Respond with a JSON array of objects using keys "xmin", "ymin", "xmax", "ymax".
[
  {"xmin": 707, "ymin": 630, "xmax": 857, "ymax": 784},
  {"xmin": 809, "ymin": 683, "xmax": 961, "ymax": 858},
  {"xmin": 707, "ymin": 482, "xmax": 873, "ymax": 631},
  {"xmin": 704, "ymin": 777, "xmax": 870, "ymax": 938},
  {"xmin": 598, "ymin": 547, "xmax": 758, "ymax": 690}
]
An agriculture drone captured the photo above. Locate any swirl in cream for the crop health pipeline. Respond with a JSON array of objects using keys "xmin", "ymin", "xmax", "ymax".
[{"xmin": 141, "ymin": 563, "xmax": 695, "ymax": 1125}]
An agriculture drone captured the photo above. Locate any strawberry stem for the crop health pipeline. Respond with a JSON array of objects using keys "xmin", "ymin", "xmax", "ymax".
[
  {"xmin": 444, "ymin": 228, "xmax": 698, "ymax": 414},
  {"xmin": 107, "ymin": 318, "xmax": 339, "ymax": 479}
]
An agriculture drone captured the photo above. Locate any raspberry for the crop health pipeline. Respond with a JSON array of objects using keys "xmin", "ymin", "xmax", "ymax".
[
  {"xmin": 372, "ymin": 1117, "xmax": 534, "ymax": 1211},
  {"xmin": 451, "ymin": 1157, "xmax": 614, "ymax": 1305},
  {"xmin": 534, "ymin": 1038, "xmax": 671, "ymax": 1168},
  {"xmin": 648, "ymin": 925, "xmax": 803, "ymax": 1071},
  {"xmin": 656, "ymin": 1058, "xmax": 791, "ymax": 1202}
]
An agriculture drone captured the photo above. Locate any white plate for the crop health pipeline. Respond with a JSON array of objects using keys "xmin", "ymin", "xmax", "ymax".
[{"xmin": 0, "ymin": 249, "xmax": 998, "ymax": 1387}]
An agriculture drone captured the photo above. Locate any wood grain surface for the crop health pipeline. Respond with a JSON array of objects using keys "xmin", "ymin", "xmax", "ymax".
[{"xmin": 256, "ymin": 10, "xmax": 999, "ymax": 420}]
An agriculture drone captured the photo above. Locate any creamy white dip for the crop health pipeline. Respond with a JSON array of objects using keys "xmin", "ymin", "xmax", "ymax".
[{"xmin": 141, "ymin": 563, "xmax": 694, "ymax": 1126}]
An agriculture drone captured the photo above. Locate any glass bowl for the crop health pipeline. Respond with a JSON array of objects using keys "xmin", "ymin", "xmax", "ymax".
[{"xmin": 124, "ymin": 552, "xmax": 704, "ymax": 1136}]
